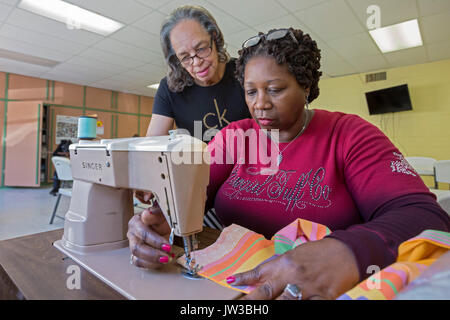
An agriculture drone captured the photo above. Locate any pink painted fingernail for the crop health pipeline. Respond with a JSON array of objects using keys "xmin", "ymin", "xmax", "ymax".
[
  {"xmin": 226, "ymin": 276, "xmax": 235, "ymax": 284},
  {"xmin": 159, "ymin": 256, "xmax": 169, "ymax": 264},
  {"xmin": 161, "ymin": 244, "xmax": 171, "ymax": 253}
]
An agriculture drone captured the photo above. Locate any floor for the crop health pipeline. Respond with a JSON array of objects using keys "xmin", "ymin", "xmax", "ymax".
[
  {"xmin": 0, "ymin": 186, "xmax": 147, "ymax": 241},
  {"xmin": 0, "ymin": 186, "xmax": 66, "ymax": 241}
]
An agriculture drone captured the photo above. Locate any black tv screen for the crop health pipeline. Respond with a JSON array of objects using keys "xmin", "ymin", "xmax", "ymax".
[{"xmin": 365, "ymin": 84, "xmax": 413, "ymax": 115}]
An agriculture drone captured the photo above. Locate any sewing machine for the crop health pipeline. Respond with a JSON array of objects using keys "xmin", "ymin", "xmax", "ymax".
[{"xmin": 53, "ymin": 133, "xmax": 238, "ymax": 299}]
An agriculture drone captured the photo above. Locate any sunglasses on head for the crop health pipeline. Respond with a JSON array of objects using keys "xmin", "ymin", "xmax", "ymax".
[{"xmin": 242, "ymin": 28, "xmax": 298, "ymax": 49}]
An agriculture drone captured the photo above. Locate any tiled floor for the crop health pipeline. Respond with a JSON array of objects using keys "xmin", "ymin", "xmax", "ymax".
[{"xmin": 0, "ymin": 186, "xmax": 66, "ymax": 241}]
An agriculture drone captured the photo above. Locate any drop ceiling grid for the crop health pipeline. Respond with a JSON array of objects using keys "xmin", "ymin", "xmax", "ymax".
[{"xmin": 0, "ymin": 0, "xmax": 448, "ymax": 96}]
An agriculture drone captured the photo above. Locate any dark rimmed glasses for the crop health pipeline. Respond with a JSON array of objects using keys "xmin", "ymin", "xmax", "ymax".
[
  {"xmin": 178, "ymin": 37, "xmax": 214, "ymax": 67},
  {"xmin": 242, "ymin": 28, "xmax": 298, "ymax": 49}
]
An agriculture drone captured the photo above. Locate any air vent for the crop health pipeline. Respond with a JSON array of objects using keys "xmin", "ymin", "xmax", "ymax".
[{"xmin": 365, "ymin": 71, "xmax": 387, "ymax": 83}]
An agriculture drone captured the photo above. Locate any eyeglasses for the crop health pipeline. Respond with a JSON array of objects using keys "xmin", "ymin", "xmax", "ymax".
[
  {"xmin": 178, "ymin": 38, "xmax": 213, "ymax": 67},
  {"xmin": 242, "ymin": 28, "xmax": 298, "ymax": 49}
]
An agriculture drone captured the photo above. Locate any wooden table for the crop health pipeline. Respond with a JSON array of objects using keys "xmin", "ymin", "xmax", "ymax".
[{"xmin": 0, "ymin": 228, "xmax": 221, "ymax": 300}]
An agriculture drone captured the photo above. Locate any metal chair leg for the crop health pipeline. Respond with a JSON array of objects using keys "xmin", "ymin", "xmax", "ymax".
[
  {"xmin": 434, "ymin": 167, "xmax": 439, "ymax": 189},
  {"xmin": 50, "ymin": 194, "xmax": 62, "ymax": 224}
]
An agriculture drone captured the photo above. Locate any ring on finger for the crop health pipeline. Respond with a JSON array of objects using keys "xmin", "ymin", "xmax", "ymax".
[
  {"xmin": 130, "ymin": 254, "xmax": 135, "ymax": 265},
  {"xmin": 285, "ymin": 283, "xmax": 302, "ymax": 300}
]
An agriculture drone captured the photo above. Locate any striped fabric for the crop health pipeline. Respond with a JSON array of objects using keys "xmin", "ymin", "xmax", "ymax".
[
  {"xmin": 177, "ymin": 218, "xmax": 331, "ymax": 294},
  {"xmin": 338, "ymin": 229, "xmax": 450, "ymax": 300},
  {"xmin": 203, "ymin": 208, "xmax": 223, "ymax": 230},
  {"xmin": 179, "ymin": 219, "xmax": 450, "ymax": 299}
]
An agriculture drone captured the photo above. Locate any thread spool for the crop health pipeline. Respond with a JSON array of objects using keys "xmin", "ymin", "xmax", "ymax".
[{"xmin": 78, "ymin": 116, "xmax": 97, "ymax": 140}]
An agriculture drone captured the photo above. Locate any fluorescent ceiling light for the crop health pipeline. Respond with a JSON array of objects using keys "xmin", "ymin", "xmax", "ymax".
[
  {"xmin": 0, "ymin": 48, "xmax": 60, "ymax": 67},
  {"xmin": 18, "ymin": 0, "xmax": 124, "ymax": 36},
  {"xmin": 369, "ymin": 19, "xmax": 423, "ymax": 53},
  {"xmin": 147, "ymin": 83, "xmax": 159, "ymax": 89}
]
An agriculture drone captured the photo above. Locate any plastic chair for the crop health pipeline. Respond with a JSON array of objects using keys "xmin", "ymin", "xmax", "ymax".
[
  {"xmin": 405, "ymin": 157, "xmax": 438, "ymax": 188},
  {"xmin": 49, "ymin": 156, "xmax": 72, "ymax": 224},
  {"xmin": 429, "ymin": 160, "xmax": 450, "ymax": 216}
]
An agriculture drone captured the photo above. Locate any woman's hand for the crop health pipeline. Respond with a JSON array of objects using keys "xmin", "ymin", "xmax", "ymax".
[
  {"xmin": 127, "ymin": 205, "xmax": 173, "ymax": 269},
  {"xmin": 228, "ymin": 238, "xmax": 360, "ymax": 300},
  {"xmin": 134, "ymin": 190, "xmax": 154, "ymax": 205}
]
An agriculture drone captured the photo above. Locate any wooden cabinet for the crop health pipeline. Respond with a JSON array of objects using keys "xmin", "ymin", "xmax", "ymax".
[{"xmin": 3, "ymin": 101, "xmax": 43, "ymax": 187}]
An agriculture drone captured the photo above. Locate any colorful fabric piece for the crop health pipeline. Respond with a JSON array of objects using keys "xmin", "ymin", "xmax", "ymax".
[
  {"xmin": 337, "ymin": 229, "xmax": 450, "ymax": 300},
  {"xmin": 177, "ymin": 218, "xmax": 331, "ymax": 294}
]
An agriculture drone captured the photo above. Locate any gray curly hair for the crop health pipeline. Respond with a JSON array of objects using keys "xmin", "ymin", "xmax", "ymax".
[{"xmin": 160, "ymin": 5, "xmax": 230, "ymax": 92}]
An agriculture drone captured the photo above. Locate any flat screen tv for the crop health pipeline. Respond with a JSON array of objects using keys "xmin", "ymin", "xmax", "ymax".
[{"xmin": 365, "ymin": 84, "xmax": 413, "ymax": 115}]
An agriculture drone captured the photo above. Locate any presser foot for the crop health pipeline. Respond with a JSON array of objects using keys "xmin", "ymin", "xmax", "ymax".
[
  {"xmin": 181, "ymin": 268, "xmax": 203, "ymax": 280},
  {"xmin": 181, "ymin": 257, "xmax": 203, "ymax": 280}
]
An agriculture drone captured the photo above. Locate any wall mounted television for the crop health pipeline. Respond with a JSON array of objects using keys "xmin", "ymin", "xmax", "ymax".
[{"xmin": 365, "ymin": 84, "xmax": 413, "ymax": 115}]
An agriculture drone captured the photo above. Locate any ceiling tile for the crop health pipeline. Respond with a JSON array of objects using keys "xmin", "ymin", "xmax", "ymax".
[
  {"xmin": 276, "ymin": 0, "xmax": 328, "ymax": 13},
  {"xmin": 417, "ymin": 0, "xmax": 450, "ymax": 17},
  {"xmin": 208, "ymin": 0, "xmax": 288, "ymax": 27},
  {"xmin": 119, "ymin": 68, "xmax": 155, "ymax": 81},
  {"xmin": 135, "ymin": 0, "xmax": 174, "ymax": 10},
  {"xmin": 49, "ymin": 63, "xmax": 117, "ymax": 80},
  {"xmin": 78, "ymin": 47, "xmax": 145, "ymax": 69},
  {"xmin": 294, "ymin": 0, "xmax": 364, "ymax": 41},
  {"xmin": 135, "ymin": 63, "xmax": 167, "ymax": 77},
  {"xmin": 321, "ymin": 53, "xmax": 358, "ymax": 77},
  {"xmin": 0, "ymin": 0, "xmax": 18, "ymax": 6},
  {"xmin": 421, "ymin": 11, "xmax": 450, "ymax": 44},
  {"xmin": 157, "ymin": 0, "xmax": 210, "ymax": 14},
  {"xmin": 110, "ymin": 26, "xmax": 161, "ymax": 54},
  {"xmin": 253, "ymin": 14, "xmax": 314, "ymax": 35},
  {"xmin": 327, "ymin": 32, "xmax": 380, "ymax": 58},
  {"xmin": 204, "ymin": 7, "xmax": 248, "ymax": 35},
  {"xmin": 132, "ymin": 10, "xmax": 167, "ymax": 36},
  {"xmin": 346, "ymin": 54, "xmax": 389, "ymax": 73},
  {"xmin": 384, "ymin": 46, "xmax": 429, "ymax": 68},
  {"xmin": 93, "ymin": 38, "xmax": 160, "ymax": 63},
  {"xmin": 225, "ymin": 28, "xmax": 258, "ymax": 48},
  {"xmin": 346, "ymin": 0, "xmax": 418, "ymax": 28},
  {"xmin": 64, "ymin": 55, "xmax": 128, "ymax": 74},
  {"xmin": 0, "ymin": 3, "xmax": 14, "ymax": 21},
  {"xmin": 427, "ymin": 40, "xmax": 450, "ymax": 62},
  {"xmin": 0, "ymin": 23, "xmax": 86, "ymax": 55},
  {"xmin": 226, "ymin": 44, "xmax": 239, "ymax": 59},
  {"xmin": 65, "ymin": 0, "xmax": 153, "ymax": 24},
  {"xmin": 158, "ymin": 0, "xmax": 248, "ymax": 34},
  {"xmin": 6, "ymin": 8, "xmax": 104, "ymax": 46}
]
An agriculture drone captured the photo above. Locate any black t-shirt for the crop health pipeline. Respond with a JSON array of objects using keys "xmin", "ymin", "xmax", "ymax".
[{"xmin": 152, "ymin": 58, "xmax": 251, "ymax": 142}]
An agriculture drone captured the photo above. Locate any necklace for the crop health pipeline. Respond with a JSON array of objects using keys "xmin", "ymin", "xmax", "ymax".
[{"xmin": 274, "ymin": 109, "xmax": 310, "ymax": 166}]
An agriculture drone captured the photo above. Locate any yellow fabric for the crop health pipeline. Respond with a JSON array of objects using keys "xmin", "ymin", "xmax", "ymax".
[{"xmin": 338, "ymin": 230, "xmax": 450, "ymax": 300}]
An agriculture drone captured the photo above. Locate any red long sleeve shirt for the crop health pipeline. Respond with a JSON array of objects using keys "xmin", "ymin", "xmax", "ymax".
[{"xmin": 206, "ymin": 110, "xmax": 450, "ymax": 280}]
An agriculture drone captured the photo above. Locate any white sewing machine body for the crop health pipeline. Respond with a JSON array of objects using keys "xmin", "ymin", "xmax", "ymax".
[{"xmin": 53, "ymin": 134, "xmax": 239, "ymax": 299}]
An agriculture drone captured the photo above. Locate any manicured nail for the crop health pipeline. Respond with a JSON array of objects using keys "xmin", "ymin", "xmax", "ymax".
[
  {"xmin": 161, "ymin": 244, "xmax": 171, "ymax": 253},
  {"xmin": 159, "ymin": 256, "xmax": 169, "ymax": 264},
  {"xmin": 171, "ymin": 253, "xmax": 175, "ymax": 258},
  {"xmin": 226, "ymin": 276, "xmax": 235, "ymax": 284}
]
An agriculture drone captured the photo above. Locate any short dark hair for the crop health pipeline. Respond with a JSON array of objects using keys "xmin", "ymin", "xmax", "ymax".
[
  {"xmin": 160, "ymin": 5, "xmax": 229, "ymax": 93},
  {"xmin": 235, "ymin": 28, "xmax": 322, "ymax": 103}
]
